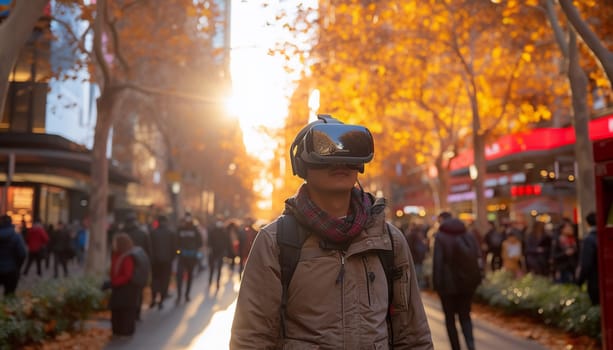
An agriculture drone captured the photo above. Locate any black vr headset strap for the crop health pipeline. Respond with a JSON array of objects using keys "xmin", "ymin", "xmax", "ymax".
[{"xmin": 277, "ymin": 214, "xmax": 309, "ymax": 339}]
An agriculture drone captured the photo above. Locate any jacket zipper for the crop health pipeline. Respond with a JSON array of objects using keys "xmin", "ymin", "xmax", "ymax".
[
  {"xmin": 336, "ymin": 250, "xmax": 345, "ymax": 339},
  {"xmin": 362, "ymin": 256, "xmax": 372, "ymax": 305}
]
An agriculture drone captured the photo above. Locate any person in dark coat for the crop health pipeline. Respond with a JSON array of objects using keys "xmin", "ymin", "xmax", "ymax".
[
  {"xmin": 207, "ymin": 217, "xmax": 229, "ymax": 292},
  {"xmin": 238, "ymin": 217, "xmax": 258, "ymax": 277},
  {"xmin": 576, "ymin": 212, "xmax": 599, "ymax": 305},
  {"xmin": 149, "ymin": 215, "xmax": 177, "ymax": 309},
  {"xmin": 175, "ymin": 213, "xmax": 203, "ymax": 304},
  {"xmin": 483, "ymin": 220, "xmax": 504, "ymax": 271},
  {"xmin": 51, "ymin": 222, "xmax": 74, "ymax": 278},
  {"xmin": 123, "ymin": 213, "xmax": 151, "ymax": 319},
  {"xmin": 433, "ymin": 214, "xmax": 481, "ymax": 350},
  {"xmin": 0, "ymin": 215, "xmax": 27, "ymax": 296},
  {"xmin": 124, "ymin": 213, "xmax": 152, "ymax": 259},
  {"xmin": 406, "ymin": 223, "xmax": 429, "ymax": 289},
  {"xmin": 551, "ymin": 220, "xmax": 579, "ymax": 284},
  {"xmin": 109, "ymin": 233, "xmax": 139, "ymax": 337}
]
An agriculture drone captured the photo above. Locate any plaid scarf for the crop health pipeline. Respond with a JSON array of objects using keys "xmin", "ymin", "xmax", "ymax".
[{"xmin": 284, "ymin": 184, "xmax": 372, "ymax": 244}]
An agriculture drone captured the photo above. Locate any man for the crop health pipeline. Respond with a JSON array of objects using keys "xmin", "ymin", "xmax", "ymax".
[
  {"xmin": 206, "ymin": 217, "xmax": 229, "ymax": 292},
  {"xmin": 175, "ymin": 212, "xmax": 203, "ymax": 304},
  {"xmin": 0, "ymin": 215, "xmax": 27, "ymax": 296},
  {"xmin": 149, "ymin": 215, "xmax": 177, "ymax": 309},
  {"xmin": 483, "ymin": 220, "xmax": 503, "ymax": 271},
  {"xmin": 576, "ymin": 212, "xmax": 599, "ymax": 305},
  {"xmin": 238, "ymin": 217, "xmax": 258, "ymax": 275},
  {"xmin": 432, "ymin": 212, "xmax": 482, "ymax": 350},
  {"xmin": 231, "ymin": 115, "xmax": 433, "ymax": 349}
]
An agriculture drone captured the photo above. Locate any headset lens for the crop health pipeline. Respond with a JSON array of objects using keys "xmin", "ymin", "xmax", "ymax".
[{"xmin": 303, "ymin": 124, "xmax": 374, "ymax": 163}]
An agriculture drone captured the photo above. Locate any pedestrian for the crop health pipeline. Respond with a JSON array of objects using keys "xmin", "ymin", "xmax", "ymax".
[
  {"xmin": 123, "ymin": 212, "xmax": 151, "ymax": 319},
  {"xmin": 483, "ymin": 220, "xmax": 504, "ymax": 271},
  {"xmin": 206, "ymin": 217, "xmax": 229, "ymax": 292},
  {"xmin": 44, "ymin": 223, "xmax": 54, "ymax": 270},
  {"xmin": 108, "ymin": 233, "xmax": 139, "ymax": 337},
  {"xmin": 551, "ymin": 220, "xmax": 578, "ymax": 284},
  {"xmin": 576, "ymin": 212, "xmax": 599, "ymax": 305},
  {"xmin": 52, "ymin": 221, "xmax": 74, "ymax": 278},
  {"xmin": 406, "ymin": 223, "xmax": 429, "ymax": 289},
  {"xmin": 501, "ymin": 230, "xmax": 524, "ymax": 278},
  {"xmin": 238, "ymin": 217, "xmax": 257, "ymax": 276},
  {"xmin": 0, "ymin": 215, "xmax": 27, "ymax": 296},
  {"xmin": 433, "ymin": 213, "xmax": 482, "ymax": 350},
  {"xmin": 149, "ymin": 215, "xmax": 177, "ymax": 309},
  {"xmin": 75, "ymin": 220, "xmax": 89, "ymax": 266},
  {"xmin": 175, "ymin": 213, "xmax": 203, "ymax": 304},
  {"xmin": 230, "ymin": 115, "xmax": 433, "ymax": 349},
  {"xmin": 524, "ymin": 221, "xmax": 549, "ymax": 276},
  {"xmin": 23, "ymin": 219, "xmax": 49, "ymax": 277},
  {"xmin": 225, "ymin": 221, "xmax": 240, "ymax": 276}
]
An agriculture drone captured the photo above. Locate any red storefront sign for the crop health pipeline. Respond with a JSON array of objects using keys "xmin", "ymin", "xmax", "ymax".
[{"xmin": 451, "ymin": 114, "xmax": 613, "ymax": 171}]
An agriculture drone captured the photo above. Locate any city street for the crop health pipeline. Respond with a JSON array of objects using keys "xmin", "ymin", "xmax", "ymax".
[{"xmin": 103, "ymin": 265, "xmax": 547, "ymax": 350}]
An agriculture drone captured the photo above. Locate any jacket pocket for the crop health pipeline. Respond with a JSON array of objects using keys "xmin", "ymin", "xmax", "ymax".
[
  {"xmin": 392, "ymin": 266, "xmax": 410, "ymax": 313},
  {"xmin": 282, "ymin": 339, "xmax": 320, "ymax": 349},
  {"xmin": 371, "ymin": 338, "xmax": 389, "ymax": 350}
]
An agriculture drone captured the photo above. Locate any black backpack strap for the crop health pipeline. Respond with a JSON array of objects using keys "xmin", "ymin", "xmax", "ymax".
[
  {"xmin": 377, "ymin": 222, "xmax": 397, "ymax": 346},
  {"xmin": 277, "ymin": 214, "xmax": 309, "ymax": 339}
]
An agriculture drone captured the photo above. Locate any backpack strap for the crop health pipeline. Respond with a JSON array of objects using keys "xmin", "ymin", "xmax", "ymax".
[
  {"xmin": 277, "ymin": 216, "xmax": 397, "ymax": 344},
  {"xmin": 377, "ymin": 222, "xmax": 396, "ymax": 346},
  {"xmin": 277, "ymin": 214, "xmax": 309, "ymax": 339}
]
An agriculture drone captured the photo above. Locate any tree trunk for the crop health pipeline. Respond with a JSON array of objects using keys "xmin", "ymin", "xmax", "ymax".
[
  {"xmin": 567, "ymin": 30, "xmax": 596, "ymax": 238},
  {"xmin": 435, "ymin": 158, "xmax": 450, "ymax": 212},
  {"xmin": 0, "ymin": 0, "xmax": 48, "ymax": 117},
  {"xmin": 85, "ymin": 94, "xmax": 113, "ymax": 275},
  {"xmin": 559, "ymin": 0, "xmax": 613, "ymax": 87},
  {"xmin": 470, "ymin": 96, "xmax": 488, "ymax": 235}
]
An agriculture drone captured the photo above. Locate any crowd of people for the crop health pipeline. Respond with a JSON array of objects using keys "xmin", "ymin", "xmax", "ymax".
[
  {"xmin": 400, "ymin": 210, "xmax": 601, "ymax": 350},
  {"xmin": 105, "ymin": 212, "xmax": 258, "ymax": 338},
  {"xmin": 402, "ymin": 211, "xmax": 600, "ymax": 306},
  {"xmin": 0, "ymin": 215, "xmax": 89, "ymax": 297}
]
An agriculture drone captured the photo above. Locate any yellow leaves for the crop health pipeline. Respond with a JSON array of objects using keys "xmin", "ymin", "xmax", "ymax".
[
  {"xmin": 521, "ymin": 52, "xmax": 531, "ymax": 62},
  {"xmin": 517, "ymin": 103, "xmax": 552, "ymax": 124},
  {"xmin": 492, "ymin": 47, "xmax": 503, "ymax": 59}
]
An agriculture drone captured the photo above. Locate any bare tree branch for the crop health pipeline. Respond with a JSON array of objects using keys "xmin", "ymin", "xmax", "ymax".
[
  {"xmin": 51, "ymin": 17, "xmax": 94, "ymax": 62},
  {"xmin": 93, "ymin": 0, "xmax": 111, "ymax": 87},
  {"xmin": 558, "ymin": 0, "xmax": 613, "ymax": 86}
]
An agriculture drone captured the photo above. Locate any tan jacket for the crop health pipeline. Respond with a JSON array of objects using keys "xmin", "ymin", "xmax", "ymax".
[{"xmin": 230, "ymin": 209, "xmax": 433, "ymax": 349}]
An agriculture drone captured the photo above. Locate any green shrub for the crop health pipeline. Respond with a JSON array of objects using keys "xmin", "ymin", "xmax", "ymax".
[
  {"xmin": 475, "ymin": 270, "xmax": 601, "ymax": 340},
  {"xmin": 0, "ymin": 276, "xmax": 105, "ymax": 348}
]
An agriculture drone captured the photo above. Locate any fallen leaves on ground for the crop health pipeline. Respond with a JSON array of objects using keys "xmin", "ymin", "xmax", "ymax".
[
  {"xmin": 471, "ymin": 301, "xmax": 601, "ymax": 350},
  {"xmin": 21, "ymin": 328, "xmax": 112, "ymax": 350},
  {"xmin": 423, "ymin": 290, "xmax": 601, "ymax": 350}
]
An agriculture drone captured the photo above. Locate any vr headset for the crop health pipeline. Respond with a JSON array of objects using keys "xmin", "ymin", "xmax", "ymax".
[{"xmin": 290, "ymin": 114, "xmax": 374, "ymax": 179}]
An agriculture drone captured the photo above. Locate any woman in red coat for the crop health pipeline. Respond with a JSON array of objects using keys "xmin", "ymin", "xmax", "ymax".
[
  {"xmin": 109, "ymin": 233, "xmax": 139, "ymax": 337},
  {"xmin": 23, "ymin": 220, "xmax": 49, "ymax": 276}
]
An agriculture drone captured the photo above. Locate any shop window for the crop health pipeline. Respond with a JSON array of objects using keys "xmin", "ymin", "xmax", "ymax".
[{"xmin": 3, "ymin": 186, "xmax": 34, "ymax": 232}]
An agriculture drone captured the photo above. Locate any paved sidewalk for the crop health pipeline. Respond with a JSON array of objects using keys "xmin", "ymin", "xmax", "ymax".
[{"xmin": 17, "ymin": 255, "xmax": 86, "ymax": 292}]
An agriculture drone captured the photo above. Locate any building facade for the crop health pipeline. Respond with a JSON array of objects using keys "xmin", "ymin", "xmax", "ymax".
[{"xmin": 0, "ymin": 1, "xmax": 132, "ymax": 231}]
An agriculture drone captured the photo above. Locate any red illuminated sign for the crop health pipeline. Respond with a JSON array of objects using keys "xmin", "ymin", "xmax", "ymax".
[
  {"xmin": 510, "ymin": 184, "xmax": 542, "ymax": 197},
  {"xmin": 451, "ymin": 114, "xmax": 613, "ymax": 170}
]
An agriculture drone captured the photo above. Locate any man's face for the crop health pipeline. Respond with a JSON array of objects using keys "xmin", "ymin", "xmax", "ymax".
[{"xmin": 305, "ymin": 164, "xmax": 359, "ymax": 193}]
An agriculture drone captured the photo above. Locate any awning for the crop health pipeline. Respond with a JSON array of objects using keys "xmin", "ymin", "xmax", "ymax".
[{"xmin": 512, "ymin": 197, "xmax": 563, "ymax": 214}]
